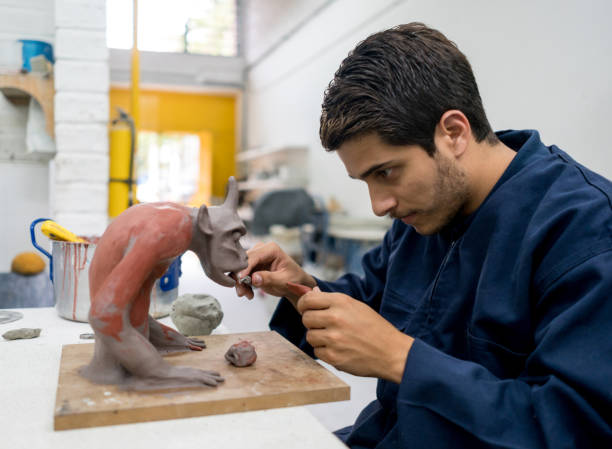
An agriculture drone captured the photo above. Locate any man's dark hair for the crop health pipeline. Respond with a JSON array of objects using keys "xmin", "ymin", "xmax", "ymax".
[{"xmin": 320, "ymin": 22, "xmax": 497, "ymax": 155}]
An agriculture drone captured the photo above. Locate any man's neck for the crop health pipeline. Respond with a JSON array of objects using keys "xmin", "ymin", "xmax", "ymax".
[
  {"xmin": 464, "ymin": 140, "xmax": 517, "ymax": 215},
  {"xmin": 188, "ymin": 207, "xmax": 207, "ymax": 253}
]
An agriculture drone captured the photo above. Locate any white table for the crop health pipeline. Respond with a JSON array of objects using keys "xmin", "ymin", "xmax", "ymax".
[{"xmin": 0, "ymin": 307, "xmax": 347, "ymax": 449}]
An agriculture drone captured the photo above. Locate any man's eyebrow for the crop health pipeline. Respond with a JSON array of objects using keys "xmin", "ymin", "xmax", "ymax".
[{"xmin": 351, "ymin": 162, "xmax": 391, "ymax": 180}]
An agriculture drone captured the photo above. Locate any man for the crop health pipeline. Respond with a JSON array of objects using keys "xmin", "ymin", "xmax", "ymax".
[
  {"xmin": 82, "ymin": 177, "xmax": 248, "ymax": 390},
  {"xmin": 235, "ymin": 23, "xmax": 612, "ymax": 447}
]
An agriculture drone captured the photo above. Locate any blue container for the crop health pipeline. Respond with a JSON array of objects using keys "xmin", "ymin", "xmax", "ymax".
[{"xmin": 19, "ymin": 39, "xmax": 54, "ymax": 72}]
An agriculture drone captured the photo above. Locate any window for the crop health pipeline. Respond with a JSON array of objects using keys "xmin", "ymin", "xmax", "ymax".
[
  {"xmin": 135, "ymin": 132, "xmax": 200, "ymax": 204},
  {"xmin": 107, "ymin": 0, "xmax": 238, "ymax": 57}
]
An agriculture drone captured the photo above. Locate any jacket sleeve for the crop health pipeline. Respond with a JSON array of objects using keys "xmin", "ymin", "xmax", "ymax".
[
  {"xmin": 395, "ymin": 249, "xmax": 612, "ymax": 448},
  {"xmin": 269, "ymin": 222, "xmax": 397, "ymax": 357}
]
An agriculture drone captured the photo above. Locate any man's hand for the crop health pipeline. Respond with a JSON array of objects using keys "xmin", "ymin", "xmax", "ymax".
[
  {"xmin": 234, "ymin": 242, "xmax": 316, "ymax": 305},
  {"xmin": 298, "ymin": 287, "xmax": 414, "ymax": 383}
]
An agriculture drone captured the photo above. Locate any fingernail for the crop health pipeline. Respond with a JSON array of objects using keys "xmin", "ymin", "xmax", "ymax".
[
  {"xmin": 313, "ymin": 286, "xmax": 321, "ymax": 292},
  {"xmin": 252, "ymin": 273, "xmax": 262, "ymax": 286}
]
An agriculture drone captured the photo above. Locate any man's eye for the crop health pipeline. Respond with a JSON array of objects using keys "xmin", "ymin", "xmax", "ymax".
[{"xmin": 376, "ymin": 168, "xmax": 392, "ymax": 179}]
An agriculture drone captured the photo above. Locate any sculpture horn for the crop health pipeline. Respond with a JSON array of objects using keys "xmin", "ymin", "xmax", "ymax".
[{"xmin": 224, "ymin": 176, "xmax": 239, "ymax": 209}]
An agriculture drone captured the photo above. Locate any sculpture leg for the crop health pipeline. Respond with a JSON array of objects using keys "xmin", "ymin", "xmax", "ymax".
[{"xmin": 82, "ymin": 298, "xmax": 223, "ymax": 390}]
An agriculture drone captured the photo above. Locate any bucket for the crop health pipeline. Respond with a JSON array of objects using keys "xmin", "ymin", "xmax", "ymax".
[
  {"xmin": 19, "ymin": 39, "xmax": 54, "ymax": 72},
  {"xmin": 30, "ymin": 218, "xmax": 180, "ymax": 322}
]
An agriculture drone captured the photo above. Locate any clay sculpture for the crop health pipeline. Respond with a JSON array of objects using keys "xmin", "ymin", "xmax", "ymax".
[{"xmin": 80, "ymin": 177, "xmax": 247, "ymax": 390}]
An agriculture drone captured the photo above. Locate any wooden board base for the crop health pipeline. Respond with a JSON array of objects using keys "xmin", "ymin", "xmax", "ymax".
[{"xmin": 54, "ymin": 331, "xmax": 350, "ymax": 430}]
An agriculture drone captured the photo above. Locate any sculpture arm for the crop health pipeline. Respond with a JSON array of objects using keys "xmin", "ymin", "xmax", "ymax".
[{"xmin": 148, "ymin": 316, "xmax": 206, "ymax": 353}]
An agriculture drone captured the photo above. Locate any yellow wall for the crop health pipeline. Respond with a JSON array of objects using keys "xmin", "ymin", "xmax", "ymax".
[{"xmin": 109, "ymin": 87, "xmax": 237, "ymax": 202}]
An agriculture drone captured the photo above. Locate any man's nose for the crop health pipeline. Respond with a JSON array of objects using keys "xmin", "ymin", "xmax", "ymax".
[{"xmin": 369, "ymin": 188, "xmax": 396, "ymax": 217}]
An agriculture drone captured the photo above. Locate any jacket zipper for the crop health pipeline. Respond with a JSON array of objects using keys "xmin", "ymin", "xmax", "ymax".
[{"xmin": 421, "ymin": 239, "xmax": 457, "ymax": 329}]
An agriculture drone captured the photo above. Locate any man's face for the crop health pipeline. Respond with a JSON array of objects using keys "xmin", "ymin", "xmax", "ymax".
[{"xmin": 336, "ymin": 133, "xmax": 470, "ymax": 235}]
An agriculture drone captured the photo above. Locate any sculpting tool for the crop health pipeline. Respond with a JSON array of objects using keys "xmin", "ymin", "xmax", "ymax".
[
  {"xmin": 286, "ymin": 281, "xmax": 312, "ymax": 297},
  {"xmin": 239, "ymin": 275, "xmax": 252, "ymax": 287}
]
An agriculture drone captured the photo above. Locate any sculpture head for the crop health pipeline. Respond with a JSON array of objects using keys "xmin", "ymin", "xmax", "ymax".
[{"xmin": 192, "ymin": 177, "xmax": 248, "ymax": 287}]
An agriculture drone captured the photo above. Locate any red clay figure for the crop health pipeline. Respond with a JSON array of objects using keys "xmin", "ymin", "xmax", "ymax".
[{"xmin": 80, "ymin": 177, "xmax": 247, "ymax": 390}]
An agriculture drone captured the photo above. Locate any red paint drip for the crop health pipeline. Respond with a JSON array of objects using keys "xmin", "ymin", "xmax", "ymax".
[
  {"xmin": 72, "ymin": 243, "xmax": 79, "ymax": 320},
  {"xmin": 62, "ymin": 244, "xmax": 69, "ymax": 293},
  {"xmin": 68, "ymin": 243, "xmax": 91, "ymax": 320},
  {"xmin": 80, "ymin": 244, "xmax": 88, "ymax": 270}
]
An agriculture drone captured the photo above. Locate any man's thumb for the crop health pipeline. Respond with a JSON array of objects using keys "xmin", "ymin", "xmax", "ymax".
[{"xmin": 251, "ymin": 272, "xmax": 264, "ymax": 287}]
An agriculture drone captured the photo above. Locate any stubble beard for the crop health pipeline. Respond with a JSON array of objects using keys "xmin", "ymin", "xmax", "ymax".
[{"xmin": 418, "ymin": 151, "xmax": 470, "ymax": 235}]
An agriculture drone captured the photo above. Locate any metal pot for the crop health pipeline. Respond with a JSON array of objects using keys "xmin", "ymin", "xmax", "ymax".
[{"xmin": 30, "ymin": 218, "xmax": 179, "ymax": 322}]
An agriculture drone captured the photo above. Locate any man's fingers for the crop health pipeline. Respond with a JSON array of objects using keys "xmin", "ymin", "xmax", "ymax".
[
  {"xmin": 305, "ymin": 328, "xmax": 327, "ymax": 347},
  {"xmin": 287, "ymin": 281, "xmax": 312, "ymax": 297},
  {"xmin": 301, "ymin": 309, "xmax": 327, "ymax": 329},
  {"xmin": 297, "ymin": 291, "xmax": 331, "ymax": 315},
  {"xmin": 250, "ymin": 242, "xmax": 265, "ymax": 250},
  {"xmin": 239, "ymin": 242, "xmax": 280, "ymax": 279}
]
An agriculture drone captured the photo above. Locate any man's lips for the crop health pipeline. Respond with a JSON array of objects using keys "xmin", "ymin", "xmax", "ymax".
[{"xmin": 399, "ymin": 212, "xmax": 418, "ymax": 225}]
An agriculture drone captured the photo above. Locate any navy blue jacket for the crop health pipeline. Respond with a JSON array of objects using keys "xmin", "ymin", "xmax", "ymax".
[{"xmin": 270, "ymin": 130, "xmax": 612, "ymax": 448}]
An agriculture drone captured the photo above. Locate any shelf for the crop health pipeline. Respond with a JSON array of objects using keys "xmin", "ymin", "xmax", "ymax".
[
  {"xmin": 0, "ymin": 72, "xmax": 54, "ymax": 138},
  {"xmin": 237, "ymin": 145, "xmax": 307, "ymax": 162},
  {"xmin": 237, "ymin": 179, "xmax": 290, "ymax": 191}
]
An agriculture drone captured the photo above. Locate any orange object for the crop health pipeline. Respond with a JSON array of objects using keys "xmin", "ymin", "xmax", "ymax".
[{"xmin": 11, "ymin": 251, "xmax": 46, "ymax": 275}]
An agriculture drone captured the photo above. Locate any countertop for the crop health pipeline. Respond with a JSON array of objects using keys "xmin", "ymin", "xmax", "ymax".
[{"xmin": 0, "ymin": 307, "xmax": 347, "ymax": 449}]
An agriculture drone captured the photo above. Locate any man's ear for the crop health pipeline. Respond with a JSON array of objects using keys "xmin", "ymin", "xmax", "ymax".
[
  {"xmin": 197, "ymin": 205, "xmax": 212, "ymax": 235},
  {"xmin": 435, "ymin": 110, "xmax": 471, "ymax": 158}
]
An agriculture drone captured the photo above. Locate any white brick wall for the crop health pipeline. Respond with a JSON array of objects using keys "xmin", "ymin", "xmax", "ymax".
[
  {"xmin": 55, "ymin": 60, "xmax": 110, "ymax": 92},
  {"xmin": 54, "ymin": 92, "xmax": 109, "ymax": 122},
  {"xmin": 54, "ymin": 153, "xmax": 108, "ymax": 183},
  {"xmin": 0, "ymin": 0, "xmax": 55, "ymax": 270},
  {"xmin": 55, "ymin": 0, "xmax": 106, "ymax": 30},
  {"xmin": 55, "ymin": 123, "xmax": 108, "ymax": 153},
  {"xmin": 54, "ymin": 183, "xmax": 107, "ymax": 212},
  {"xmin": 53, "ymin": 212, "xmax": 109, "ymax": 237},
  {"xmin": 55, "ymin": 29, "xmax": 108, "ymax": 61},
  {"xmin": 53, "ymin": 0, "xmax": 109, "ymax": 235},
  {"xmin": 0, "ymin": 3, "xmax": 54, "ymax": 37}
]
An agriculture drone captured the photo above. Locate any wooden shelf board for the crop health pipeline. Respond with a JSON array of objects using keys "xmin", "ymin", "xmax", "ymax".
[{"xmin": 0, "ymin": 72, "xmax": 55, "ymax": 138}]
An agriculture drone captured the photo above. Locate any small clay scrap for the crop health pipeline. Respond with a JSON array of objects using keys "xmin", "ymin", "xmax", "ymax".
[
  {"xmin": 225, "ymin": 340, "xmax": 257, "ymax": 367},
  {"xmin": 170, "ymin": 293, "xmax": 223, "ymax": 336},
  {"xmin": 3, "ymin": 327, "xmax": 41, "ymax": 340},
  {"xmin": 79, "ymin": 333, "xmax": 95, "ymax": 340}
]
